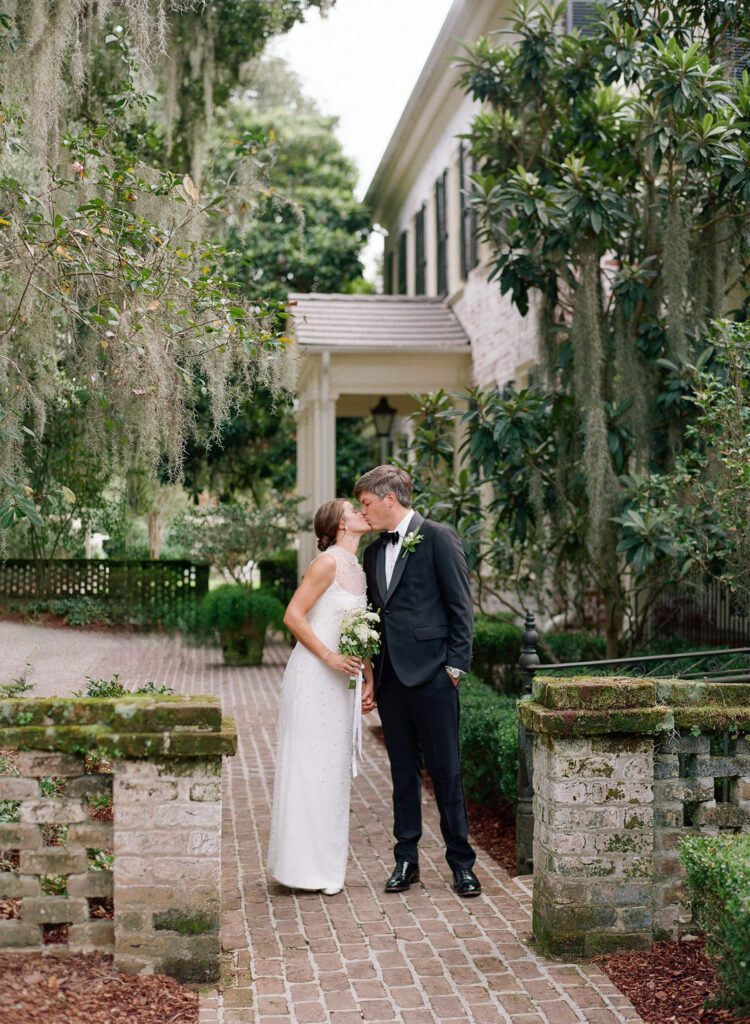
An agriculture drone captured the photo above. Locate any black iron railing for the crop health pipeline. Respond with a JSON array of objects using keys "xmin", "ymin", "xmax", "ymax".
[{"xmin": 515, "ymin": 610, "xmax": 750, "ymax": 875}]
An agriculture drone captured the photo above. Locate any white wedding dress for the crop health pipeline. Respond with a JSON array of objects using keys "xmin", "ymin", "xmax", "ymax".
[{"xmin": 267, "ymin": 545, "xmax": 366, "ymax": 892}]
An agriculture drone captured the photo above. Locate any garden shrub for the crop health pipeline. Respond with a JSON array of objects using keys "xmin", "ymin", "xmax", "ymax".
[
  {"xmin": 681, "ymin": 833, "xmax": 750, "ymax": 1017},
  {"xmin": 459, "ymin": 673, "xmax": 518, "ymax": 806},
  {"xmin": 472, "ymin": 615, "xmax": 522, "ymax": 693},
  {"xmin": 201, "ymin": 584, "xmax": 285, "ymax": 665},
  {"xmin": 541, "ymin": 631, "xmax": 607, "ymax": 663},
  {"xmin": 200, "ymin": 585, "xmax": 284, "ymax": 634}
]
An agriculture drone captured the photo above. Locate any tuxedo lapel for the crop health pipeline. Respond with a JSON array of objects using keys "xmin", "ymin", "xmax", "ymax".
[
  {"xmin": 384, "ymin": 512, "xmax": 423, "ymax": 606},
  {"xmin": 375, "ymin": 538, "xmax": 388, "ymax": 606}
]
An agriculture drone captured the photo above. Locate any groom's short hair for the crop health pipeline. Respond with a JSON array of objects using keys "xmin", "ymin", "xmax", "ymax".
[{"xmin": 354, "ymin": 466, "xmax": 412, "ymax": 507}]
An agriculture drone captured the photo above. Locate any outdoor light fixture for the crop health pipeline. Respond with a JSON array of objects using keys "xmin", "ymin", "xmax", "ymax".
[{"xmin": 371, "ymin": 396, "xmax": 396, "ymax": 462}]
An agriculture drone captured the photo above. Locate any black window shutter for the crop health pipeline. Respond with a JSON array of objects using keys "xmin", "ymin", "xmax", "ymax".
[
  {"xmin": 459, "ymin": 145, "xmax": 479, "ymax": 281},
  {"xmin": 384, "ymin": 251, "xmax": 394, "ymax": 295},
  {"xmin": 414, "ymin": 205, "xmax": 426, "ymax": 295},
  {"xmin": 398, "ymin": 230, "xmax": 407, "ymax": 295},
  {"xmin": 435, "ymin": 170, "xmax": 448, "ymax": 297}
]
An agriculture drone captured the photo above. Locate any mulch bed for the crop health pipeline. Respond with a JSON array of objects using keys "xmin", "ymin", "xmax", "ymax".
[
  {"xmin": 596, "ymin": 936, "xmax": 750, "ymax": 1024},
  {"xmin": 0, "ymin": 610, "xmax": 136, "ymax": 633},
  {"xmin": 0, "ymin": 952, "xmax": 198, "ymax": 1024}
]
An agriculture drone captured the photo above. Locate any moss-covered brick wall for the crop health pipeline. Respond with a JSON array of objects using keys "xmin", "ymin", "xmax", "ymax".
[
  {"xmin": 523, "ymin": 677, "xmax": 750, "ymax": 957},
  {"xmin": 0, "ymin": 695, "xmax": 236, "ymax": 982}
]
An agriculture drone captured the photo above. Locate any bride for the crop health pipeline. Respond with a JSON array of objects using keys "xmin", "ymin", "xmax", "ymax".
[{"xmin": 267, "ymin": 498, "xmax": 374, "ymax": 895}]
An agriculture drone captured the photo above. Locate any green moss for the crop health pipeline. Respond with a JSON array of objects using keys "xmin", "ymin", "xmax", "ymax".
[
  {"xmin": 536, "ymin": 678, "xmax": 657, "ymax": 711},
  {"xmin": 0, "ymin": 722, "xmax": 237, "ymax": 759},
  {"xmin": 518, "ymin": 701, "xmax": 673, "ymax": 737},
  {"xmin": 160, "ymin": 956, "xmax": 221, "ymax": 984},
  {"xmin": 153, "ymin": 909, "xmax": 219, "ymax": 935}
]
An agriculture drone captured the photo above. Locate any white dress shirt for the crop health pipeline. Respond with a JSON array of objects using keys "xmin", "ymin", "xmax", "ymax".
[{"xmin": 384, "ymin": 511, "xmax": 415, "ymax": 589}]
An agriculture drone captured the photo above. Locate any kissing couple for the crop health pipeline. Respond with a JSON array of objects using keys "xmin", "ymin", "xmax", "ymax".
[{"xmin": 267, "ymin": 465, "xmax": 480, "ymax": 899}]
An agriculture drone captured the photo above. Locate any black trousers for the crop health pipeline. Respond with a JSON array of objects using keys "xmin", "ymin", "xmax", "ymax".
[{"xmin": 376, "ymin": 646, "xmax": 475, "ymax": 872}]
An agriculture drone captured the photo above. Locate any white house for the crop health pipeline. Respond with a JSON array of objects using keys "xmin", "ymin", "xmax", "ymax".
[{"xmin": 291, "ymin": 0, "xmax": 596, "ymax": 570}]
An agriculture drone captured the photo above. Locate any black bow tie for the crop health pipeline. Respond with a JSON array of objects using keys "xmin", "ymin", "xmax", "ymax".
[{"xmin": 380, "ymin": 531, "xmax": 400, "ymax": 546}]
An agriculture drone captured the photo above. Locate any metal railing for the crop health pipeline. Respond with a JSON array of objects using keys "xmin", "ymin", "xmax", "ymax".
[{"xmin": 515, "ymin": 610, "xmax": 750, "ymax": 875}]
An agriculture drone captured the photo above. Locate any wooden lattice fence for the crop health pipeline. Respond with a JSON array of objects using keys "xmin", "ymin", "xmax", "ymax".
[{"xmin": 0, "ymin": 560, "xmax": 209, "ymax": 625}]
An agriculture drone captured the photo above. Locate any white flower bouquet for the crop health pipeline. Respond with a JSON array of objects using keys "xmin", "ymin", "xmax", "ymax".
[{"xmin": 338, "ymin": 607, "xmax": 381, "ymax": 689}]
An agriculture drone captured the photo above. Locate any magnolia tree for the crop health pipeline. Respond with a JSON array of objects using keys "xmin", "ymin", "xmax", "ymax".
[
  {"xmin": 618, "ymin": 319, "xmax": 750, "ymax": 608},
  {"xmin": 451, "ymin": 0, "xmax": 750, "ymax": 653}
]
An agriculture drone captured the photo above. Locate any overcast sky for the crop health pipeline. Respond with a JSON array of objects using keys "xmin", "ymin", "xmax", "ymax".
[{"xmin": 271, "ymin": 0, "xmax": 456, "ymax": 201}]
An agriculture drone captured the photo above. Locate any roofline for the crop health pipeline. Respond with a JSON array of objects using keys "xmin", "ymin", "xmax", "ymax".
[
  {"xmin": 364, "ymin": 0, "xmax": 507, "ymax": 224},
  {"xmin": 294, "ymin": 344, "xmax": 471, "ymax": 354},
  {"xmin": 288, "ymin": 293, "xmax": 450, "ymax": 304}
]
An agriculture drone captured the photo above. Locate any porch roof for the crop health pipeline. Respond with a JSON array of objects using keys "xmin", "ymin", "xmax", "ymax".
[{"xmin": 289, "ymin": 293, "xmax": 470, "ymax": 352}]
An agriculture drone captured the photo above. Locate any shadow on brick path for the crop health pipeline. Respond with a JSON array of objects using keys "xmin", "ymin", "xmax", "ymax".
[{"xmin": 0, "ymin": 625, "xmax": 644, "ymax": 1024}]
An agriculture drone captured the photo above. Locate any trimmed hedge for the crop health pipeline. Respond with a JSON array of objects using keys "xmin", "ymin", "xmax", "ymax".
[
  {"xmin": 472, "ymin": 615, "xmax": 522, "ymax": 693},
  {"xmin": 541, "ymin": 631, "xmax": 606, "ymax": 663},
  {"xmin": 200, "ymin": 585, "xmax": 284, "ymax": 633},
  {"xmin": 472, "ymin": 616, "xmax": 609, "ymax": 693},
  {"xmin": 681, "ymin": 833, "xmax": 750, "ymax": 1017},
  {"xmin": 459, "ymin": 672, "xmax": 518, "ymax": 807}
]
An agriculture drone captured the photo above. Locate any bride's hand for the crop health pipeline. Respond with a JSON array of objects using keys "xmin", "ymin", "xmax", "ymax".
[{"xmin": 324, "ymin": 651, "xmax": 362, "ymax": 676}]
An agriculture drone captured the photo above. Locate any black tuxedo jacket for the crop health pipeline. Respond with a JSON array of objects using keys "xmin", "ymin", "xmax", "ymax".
[{"xmin": 363, "ymin": 511, "xmax": 473, "ymax": 688}]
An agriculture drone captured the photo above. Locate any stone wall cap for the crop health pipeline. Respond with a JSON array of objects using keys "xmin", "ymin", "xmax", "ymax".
[
  {"xmin": 533, "ymin": 677, "xmax": 657, "ymax": 711},
  {"xmin": 518, "ymin": 701, "xmax": 674, "ymax": 737},
  {"xmin": 0, "ymin": 695, "xmax": 222, "ymax": 733}
]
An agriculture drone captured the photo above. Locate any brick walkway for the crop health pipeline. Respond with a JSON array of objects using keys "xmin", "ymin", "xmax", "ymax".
[{"xmin": 1, "ymin": 624, "xmax": 644, "ymax": 1024}]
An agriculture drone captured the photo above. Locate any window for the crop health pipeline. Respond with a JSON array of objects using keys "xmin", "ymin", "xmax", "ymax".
[
  {"xmin": 725, "ymin": 37, "xmax": 750, "ymax": 79},
  {"xmin": 414, "ymin": 205, "xmax": 426, "ymax": 295},
  {"xmin": 384, "ymin": 251, "xmax": 394, "ymax": 295},
  {"xmin": 435, "ymin": 170, "xmax": 448, "ymax": 296},
  {"xmin": 398, "ymin": 230, "xmax": 408, "ymax": 295},
  {"xmin": 567, "ymin": 0, "xmax": 598, "ymax": 35},
  {"xmin": 459, "ymin": 143, "xmax": 479, "ymax": 281}
]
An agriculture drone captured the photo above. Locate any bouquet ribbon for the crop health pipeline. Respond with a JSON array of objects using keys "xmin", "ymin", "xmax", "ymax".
[{"xmin": 351, "ymin": 667, "xmax": 363, "ymax": 778}]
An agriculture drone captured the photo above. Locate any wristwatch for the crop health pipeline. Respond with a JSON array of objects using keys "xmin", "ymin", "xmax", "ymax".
[{"xmin": 446, "ymin": 666, "xmax": 463, "ymax": 683}]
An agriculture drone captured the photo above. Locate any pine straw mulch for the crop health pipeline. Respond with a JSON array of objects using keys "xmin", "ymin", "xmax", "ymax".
[
  {"xmin": 596, "ymin": 936, "xmax": 750, "ymax": 1024},
  {"xmin": 0, "ymin": 952, "xmax": 198, "ymax": 1024}
]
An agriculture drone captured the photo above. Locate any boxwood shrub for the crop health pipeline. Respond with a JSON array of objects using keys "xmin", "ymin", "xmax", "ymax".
[
  {"xmin": 200, "ymin": 585, "xmax": 285, "ymax": 633},
  {"xmin": 459, "ymin": 672, "xmax": 518, "ymax": 807},
  {"xmin": 681, "ymin": 832, "xmax": 750, "ymax": 1016},
  {"xmin": 472, "ymin": 615, "xmax": 522, "ymax": 693}
]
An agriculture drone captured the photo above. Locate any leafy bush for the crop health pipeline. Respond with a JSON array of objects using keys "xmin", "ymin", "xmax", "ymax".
[
  {"xmin": 200, "ymin": 585, "xmax": 284, "ymax": 633},
  {"xmin": 459, "ymin": 673, "xmax": 518, "ymax": 806},
  {"xmin": 681, "ymin": 833, "xmax": 750, "ymax": 1017},
  {"xmin": 541, "ymin": 631, "xmax": 607, "ymax": 663},
  {"xmin": 472, "ymin": 615, "xmax": 522, "ymax": 693},
  {"xmin": 73, "ymin": 674, "xmax": 174, "ymax": 698}
]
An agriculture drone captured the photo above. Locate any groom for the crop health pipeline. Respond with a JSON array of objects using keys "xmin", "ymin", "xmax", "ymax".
[{"xmin": 355, "ymin": 465, "xmax": 480, "ymax": 897}]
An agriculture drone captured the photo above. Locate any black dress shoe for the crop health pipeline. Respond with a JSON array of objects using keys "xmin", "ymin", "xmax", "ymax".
[
  {"xmin": 384, "ymin": 860, "xmax": 419, "ymax": 893},
  {"xmin": 453, "ymin": 868, "xmax": 482, "ymax": 897}
]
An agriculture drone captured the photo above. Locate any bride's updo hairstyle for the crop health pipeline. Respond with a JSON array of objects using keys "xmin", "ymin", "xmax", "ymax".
[{"xmin": 314, "ymin": 498, "xmax": 347, "ymax": 553}]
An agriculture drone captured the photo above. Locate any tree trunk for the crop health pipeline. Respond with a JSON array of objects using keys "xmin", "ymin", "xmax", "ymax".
[{"xmin": 148, "ymin": 508, "xmax": 163, "ymax": 560}]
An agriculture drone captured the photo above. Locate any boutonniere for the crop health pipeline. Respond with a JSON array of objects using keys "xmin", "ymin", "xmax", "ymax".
[{"xmin": 401, "ymin": 530, "xmax": 423, "ymax": 559}]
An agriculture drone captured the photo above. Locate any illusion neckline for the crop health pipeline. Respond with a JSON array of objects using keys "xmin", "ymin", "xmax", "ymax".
[{"xmin": 328, "ymin": 544, "xmax": 360, "ymax": 564}]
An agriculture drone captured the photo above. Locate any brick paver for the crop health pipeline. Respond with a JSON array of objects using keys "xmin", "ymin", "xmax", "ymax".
[{"xmin": 1, "ymin": 624, "xmax": 645, "ymax": 1023}]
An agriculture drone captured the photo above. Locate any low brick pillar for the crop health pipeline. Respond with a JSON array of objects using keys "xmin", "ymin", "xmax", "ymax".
[
  {"xmin": 0, "ymin": 695, "xmax": 236, "ymax": 981},
  {"xmin": 519, "ymin": 677, "xmax": 750, "ymax": 957}
]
